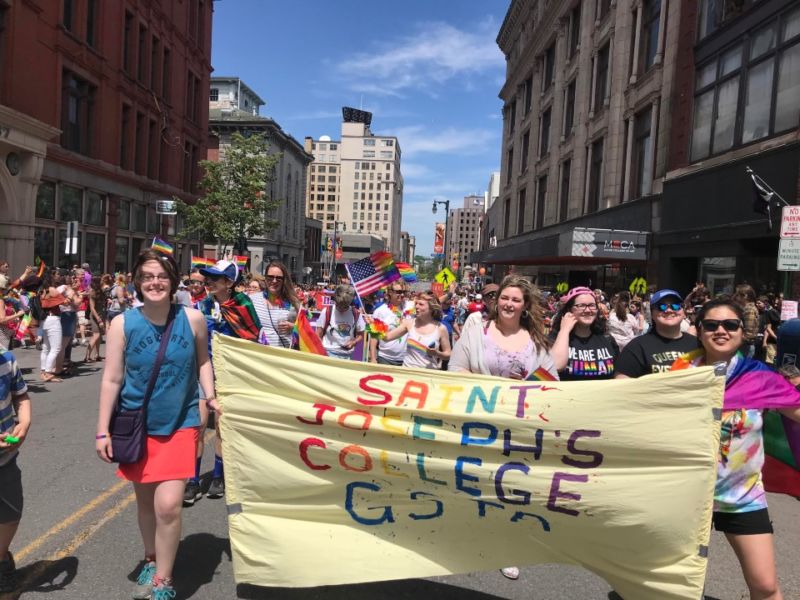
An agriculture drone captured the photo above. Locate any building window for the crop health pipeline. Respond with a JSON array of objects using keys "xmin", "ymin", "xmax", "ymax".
[
  {"xmin": 564, "ymin": 79, "xmax": 576, "ymax": 136},
  {"xmin": 517, "ymin": 188, "xmax": 527, "ymax": 234},
  {"xmin": 587, "ymin": 138, "xmax": 604, "ymax": 213},
  {"xmin": 209, "ymin": 88, "xmax": 219, "ymax": 102},
  {"xmin": 559, "ymin": 160, "xmax": 571, "ymax": 220},
  {"xmin": 698, "ymin": 0, "xmax": 763, "ymax": 41},
  {"xmin": 380, "ymin": 151, "xmax": 392, "ymax": 159},
  {"xmin": 61, "ymin": 71, "xmax": 95, "ymax": 155},
  {"xmin": 60, "ymin": 185, "xmax": 82, "ymax": 222},
  {"xmin": 506, "ymin": 147, "xmax": 514, "ymax": 185},
  {"xmin": 135, "ymin": 111, "xmax": 146, "ymax": 175},
  {"xmin": 536, "ymin": 175, "xmax": 547, "ymax": 229},
  {"xmin": 162, "ymin": 47, "xmax": 171, "ymax": 101},
  {"xmin": 123, "ymin": 11, "xmax": 134, "ymax": 72},
  {"xmin": 691, "ymin": 8, "xmax": 800, "ymax": 161},
  {"xmin": 86, "ymin": 0, "xmax": 98, "ymax": 47},
  {"xmin": 640, "ymin": 0, "xmax": 661, "ymax": 72},
  {"xmin": 524, "ymin": 76, "xmax": 533, "ymax": 116},
  {"xmin": 593, "ymin": 43, "xmax": 610, "ymax": 112},
  {"xmin": 364, "ymin": 139, "xmax": 376, "ymax": 146},
  {"xmin": 35, "ymin": 181, "xmax": 56, "ymax": 220},
  {"xmin": 363, "ymin": 150, "xmax": 375, "ymax": 158},
  {"xmin": 62, "ymin": 0, "xmax": 74, "ymax": 31},
  {"xmin": 520, "ymin": 130, "xmax": 530, "ymax": 172},
  {"xmin": 120, "ymin": 104, "xmax": 131, "ymax": 169},
  {"xmin": 150, "ymin": 37, "xmax": 160, "ymax": 93},
  {"xmin": 539, "ymin": 107, "xmax": 551, "ymax": 156},
  {"xmin": 597, "ymin": 0, "xmax": 611, "ymax": 21},
  {"xmin": 34, "ymin": 228, "xmax": 55, "ymax": 268},
  {"xmin": 632, "ymin": 107, "xmax": 653, "ymax": 198},
  {"xmin": 137, "ymin": 24, "xmax": 147, "ymax": 82},
  {"xmin": 503, "ymin": 197, "xmax": 511, "ymax": 237},
  {"xmin": 186, "ymin": 72, "xmax": 199, "ymax": 123},
  {"xmin": 543, "ymin": 44, "xmax": 556, "ymax": 91},
  {"xmin": 508, "ymin": 100, "xmax": 517, "ymax": 135},
  {"xmin": 568, "ymin": 3, "xmax": 582, "ymax": 58}
]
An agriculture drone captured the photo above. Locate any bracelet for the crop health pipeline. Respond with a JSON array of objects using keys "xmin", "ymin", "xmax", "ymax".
[{"xmin": 95, "ymin": 434, "xmax": 109, "ymax": 440}]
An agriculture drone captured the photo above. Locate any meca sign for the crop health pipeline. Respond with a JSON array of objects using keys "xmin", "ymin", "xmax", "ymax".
[
  {"xmin": 568, "ymin": 228, "xmax": 649, "ymax": 260},
  {"xmin": 603, "ymin": 239, "xmax": 637, "ymax": 253}
]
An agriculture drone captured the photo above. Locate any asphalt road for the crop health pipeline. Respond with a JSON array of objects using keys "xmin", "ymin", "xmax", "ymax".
[{"xmin": 3, "ymin": 344, "xmax": 798, "ymax": 600}]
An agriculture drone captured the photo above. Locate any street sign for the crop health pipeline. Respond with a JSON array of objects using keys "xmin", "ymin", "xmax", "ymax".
[
  {"xmin": 780, "ymin": 206, "xmax": 800, "ymax": 238},
  {"xmin": 434, "ymin": 267, "xmax": 456, "ymax": 285},
  {"xmin": 156, "ymin": 199, "xmax": 178, "ymax": 215},
  {"xmin": 65, "ymin": 220, "xmax": 78, "ymax": 255},
  {"xmin": 431, "ymin": 282, "xmax": 444, "ymax": 297},
  {"xmin": 778, "ymin": 238, "xmax": 800, "ymax": 271}
]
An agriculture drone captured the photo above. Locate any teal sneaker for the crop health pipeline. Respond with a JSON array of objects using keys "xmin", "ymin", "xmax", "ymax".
[
  {"xmin": 132, "ymin": 561, "xmax": 156, "ymax": 599},
  {"xmin": 150, "ymin": 583, "xmax": 177, "ymax": 600}
]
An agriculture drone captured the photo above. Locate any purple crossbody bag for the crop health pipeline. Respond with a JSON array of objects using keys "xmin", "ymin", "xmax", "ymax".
[{"xmin": 110, "ymin": 306, "xmax": 176, "ymax": 464}]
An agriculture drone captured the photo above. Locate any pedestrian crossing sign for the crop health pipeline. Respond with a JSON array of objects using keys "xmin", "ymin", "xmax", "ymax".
[{"xmin": 434, "ymin": 267, "xmax": 456, "ymax": 285}]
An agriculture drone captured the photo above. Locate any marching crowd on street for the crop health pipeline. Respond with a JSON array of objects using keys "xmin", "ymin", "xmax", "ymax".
[{"xmin": 0, "ymin": 251, "xmax": 797, "ymax": 599}]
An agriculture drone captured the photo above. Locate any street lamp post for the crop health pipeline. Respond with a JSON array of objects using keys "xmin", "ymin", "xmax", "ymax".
[
  {"xmin": 432, "ymin": 199, "xmax": 450, "ymax": 270},
  {"xmin": 331, "ymin": 221, "xmax": 346, "ymax": 282}
]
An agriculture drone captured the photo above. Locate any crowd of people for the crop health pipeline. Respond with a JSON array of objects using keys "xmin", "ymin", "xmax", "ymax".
[{"xmin": 0, "ymin": 250, "xmax": 796, "ymax": 599}]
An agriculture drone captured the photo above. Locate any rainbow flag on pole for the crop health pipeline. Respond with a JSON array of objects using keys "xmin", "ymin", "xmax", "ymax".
[
  {"xmin": 151, "ymin": 237, "xmax": 174, "ymax": 256},
  {"xmin": 234, "ymin": 255, "xmax": 248, "ymax": 269},
  {"xmin": 34, "ymin": 257, "xmax": 46, "ymax": 278},
  {"xmin": 292, "ymin": 309, "xmax": 328, "ymax": 356},
  {"xmin": 191, "ymin": 256, "xmax": 215, "ymax": 269},
  {"xmin": 396, "ymin": 262, "xmax": 417, "ymax": 283}
]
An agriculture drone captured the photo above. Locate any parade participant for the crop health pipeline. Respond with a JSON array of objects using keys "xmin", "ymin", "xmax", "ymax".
[
  {"xmin": 368, "ymin": 281, "xmax": 408, "ymax": 366},
  {"xmin": 615, "ymin": 289, "xmax": 697, "ymax": 378},
  {"xmin": 186, "ymin": 271, "xmax": 207, "ymax": 309},
  {"xmin": 467, "ymin": 293, "xmax": 484, "ymax": 315},
  {"xmin": 315, "ymin": 284, "xmax": 365, "ymax": 360},
  {"xmin": 671, "ymin": 297, "xmax": 800, "ymax": 600},
  {"xmin": 0, "ymin": 283, "xmax": 24, "ymax": 352},
  {"xmin": 250, "ymin": 261, "xmax": 299, "ymax": 349},
  {"xmin": 606, "ymin": 292, "xmax": 642, "ymax": 350},
  {"xmin": 448, "ymin": 274, "xmax": 556, "ymax": 581},
  {"xmin": 460, "ymin": 283, "xmax": 499, "ymax": 334},
  {"xmin": 96, "ymin": 249, "xmax": 216, "ymax": 600},
  {"xmin": 756, "ymin": 295, "xmax": 780, "ymax": 364},
  {"xmin": 55, "ymin": 271, "xmax": 81, "ymax": 374},
  {"xmin": 85, "ymin": 276, "xmax": 105, "ymax": 362},
  {"xmin": 38, "ymin": 272, "xmax": 65, "ymax": 383},
  {"xmin": 0, "ymin": 345, "xmax": 31, "ymax": 592},
  {"xmin": 381, "ymin": 292, "xmax": 451, "ymax": 369},
  {"xmin": 107, "ymin": 273, "xmax": 129, "ymax": 323},
  {"xmin": 733, "ymin": 284, "xmax": 759, "ymax": 358},
  {"xmin": 246, "ymin": 274, "xmax": 266, "ymax": 293},
  {"xmin": 191, "ymin": 259, "xmax": 261, "ymax": 503},
  {"xmin": 550, "ymin": 286, "xmax": 619, "ymax": 380}
]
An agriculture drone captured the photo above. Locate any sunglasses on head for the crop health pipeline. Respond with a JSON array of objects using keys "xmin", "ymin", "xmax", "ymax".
[
  {"xmin": 699, "ymin": 318, "xmax": 742, "ymax": 332},
  {"xmin": 656, "ymin": 302, "xmax": 682, "ymax": 312}
]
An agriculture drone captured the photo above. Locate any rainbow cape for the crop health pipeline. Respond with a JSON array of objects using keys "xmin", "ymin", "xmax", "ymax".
[
  {"xmin": 151, "ymin": 237, "xmax": 174, "ymax": 256},
  {"xmin": 191, "ymin": 256, "xmax": 215, "ymax": 269},
  {"xmin": 672, "ymin": 351, "xmax": 800, "ymax": 496},
  {"xmin": 292, "ymin": 309, "xmax": 327, "ymax": 356},
  {"xmin": 234, "ymin": 255, "xmax": 248, "ymax": 268},
  {"xmin": 396, "ymin": 261, "xmax": 417, "ymax": 283},
  {"xmin": 218, "ymin": 292, "xmax": 261, "ymax": 342}
]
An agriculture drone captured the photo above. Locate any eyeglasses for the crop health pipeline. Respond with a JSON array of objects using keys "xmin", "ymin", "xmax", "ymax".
[
  {"xmin": 140, "ymin": 274, "xmax": 171, "ymax": 283},
  {"xmin": 265, "ymin": 275, "xmax": 284, "ymax": 282},
  {"xmin": 390, "ymin": 289, "xmax": 404, "ymax": 294},
  {"xmin": 484, "ymin": 292, "xmax": 496, "ymax": 299},
  {"xmin": 572, "ymin": 303, "xmax": 598, "ymax": 312},
  {"xmin": 656, "ymin": 303, "xmax": 682, "ymax": 312},
  {"xmin": 189, "ymin": 279, "xmax": 204, "ymax": 285},
  {"xmin": 700, "ymin": 319, "xmax": 742, "ymax": 332}
]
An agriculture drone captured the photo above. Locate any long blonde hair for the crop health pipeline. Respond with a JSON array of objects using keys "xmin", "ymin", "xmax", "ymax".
[{"xmin": 489, "ymin": 275, "xmax": 551, "ymax": 350}]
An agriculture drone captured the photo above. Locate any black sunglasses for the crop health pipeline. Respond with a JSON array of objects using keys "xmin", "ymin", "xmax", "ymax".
[
  {"xmin": 699, "ymin": 319, "xmax": 742, "ymax": 332},
  {"xmin": 656, "ymin": 302, "xmax": 682, "ymax": 312}
]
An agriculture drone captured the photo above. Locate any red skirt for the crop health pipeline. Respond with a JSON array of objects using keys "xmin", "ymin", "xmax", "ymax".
[{"xmin": 117, "ymin": 427, "xmax": 199, "ymax": 483}]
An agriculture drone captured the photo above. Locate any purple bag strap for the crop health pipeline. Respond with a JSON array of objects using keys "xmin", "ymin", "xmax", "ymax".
[{"xmin": 141, "ymin": 305, "xmax": 177, "ymax": 418}]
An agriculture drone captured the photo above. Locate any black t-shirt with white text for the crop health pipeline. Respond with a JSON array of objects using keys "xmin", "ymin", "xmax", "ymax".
[
  {"xmin": 551, "ymin": 332, "xmax": 620, "ymax": 381},
  {"xmin": 615, "ymin": 330, "xmax": 698, "ymax": 377}
]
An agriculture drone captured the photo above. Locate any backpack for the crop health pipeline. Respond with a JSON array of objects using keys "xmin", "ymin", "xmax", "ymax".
[
  {"xmin": 321, "ymin": 306, "xmax": 360, "ymax": 338},
  {"xmin": 29, "ymin": 294, "xmax": 46, "ymax": 322}
]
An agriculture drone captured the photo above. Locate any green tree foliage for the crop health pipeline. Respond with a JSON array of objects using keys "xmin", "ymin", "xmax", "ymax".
[{"xmin": 176, "ymin": 131, "xmax": 281, "ymax": 254}]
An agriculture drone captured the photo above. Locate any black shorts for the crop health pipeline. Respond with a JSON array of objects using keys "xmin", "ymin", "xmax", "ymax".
[
  {"xmin": 0, "ymin": 458, "xmax": 23, "ymax": 524},
  {"xmin": 713, "ymin": 508, "xmax": 773, "ymax": 535}
]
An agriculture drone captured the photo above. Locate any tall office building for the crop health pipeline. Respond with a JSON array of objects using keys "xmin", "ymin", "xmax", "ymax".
[
  {"xmin": 304, "ymin": 108, "xmax": 404, "ymax": 256},
  {"xmin": 447, "ymin": 195, "xmax": 484, "ymax": 271}
]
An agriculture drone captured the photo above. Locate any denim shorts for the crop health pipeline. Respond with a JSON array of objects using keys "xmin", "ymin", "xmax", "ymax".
[
  {"xmin": 0, "ymin": 458, "xmax": 23, "ymax": 523},
  {"xmin": 60, "ymin": 311, "xmax": 77, "ymax": 337}
]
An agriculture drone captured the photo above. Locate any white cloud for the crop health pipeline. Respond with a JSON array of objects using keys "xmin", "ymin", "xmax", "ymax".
[
  {"xmin": 401, "ymin": 162, "xmax": 434, "ymax": 179},
  {"xmin": 404, "ymin": 181, "xmax": 469, "ymax": 197},
  {"xmin": 283, "ymin": 109, "xmax": 342, "ymax": 121},
  {"xmin": 335, "ymin": 20, "xmax": 504, "ymax": 96},
  {"xmin": 389, "ymin": 125, "xmax": 499, "ymax": 156}
]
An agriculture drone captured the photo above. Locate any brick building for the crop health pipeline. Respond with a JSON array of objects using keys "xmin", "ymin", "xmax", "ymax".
[{"xmin": 0, "ymin": 0, "xmax": 212, "ymax": 273}]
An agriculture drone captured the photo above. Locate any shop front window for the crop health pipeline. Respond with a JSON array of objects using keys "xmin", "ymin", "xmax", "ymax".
[
  {"xmin": 700, "ymin": 257, "xmax": 736, "ymax": 296},
  {"xmin": 84, "ymin": 232, "xmax": 105, "ymax": 272},
  {"xmin": 57, "ymin": 227, "xmax": 83, "ymax": 269},
  {"xmin": 36, "ymin": 182, "xmax": 56, "ymax": 220},
  {"xmin": 115, "ymin": 237, "xmax": 130, "ymax": 273},
  {"xmin": 118, "ymin": 199, "xmax": 131, "ymax": 230},
  {"xmin": 34, "ymin": 227, "xmax": 55, "ymax": 266},
  {"xmin": 86, "ymin": 191, "xmax": 105, "ymax": 226},
  {"xmin": 60, "ymin": 185, "xmax": 83, "ymax": 222}
]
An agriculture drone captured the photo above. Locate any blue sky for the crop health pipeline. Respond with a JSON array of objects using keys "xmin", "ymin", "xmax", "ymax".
[{"xmin": 211, "ymin": 0, "xmax": 509, "ymax": 256}]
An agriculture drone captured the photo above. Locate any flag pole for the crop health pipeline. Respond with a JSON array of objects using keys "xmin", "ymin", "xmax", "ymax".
[{"xmin": 746, "ymin": 166, "xmax": 791, "ymax": 207}]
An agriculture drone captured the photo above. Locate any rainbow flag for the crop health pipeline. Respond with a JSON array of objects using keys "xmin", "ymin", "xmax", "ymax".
[
  {"xmin": 406, "ymin": 337, "xmax": 430, "ymax": 355},
  {"xmin": 396, "ymin": 262, "xmax": 417, "ymax": 283},
  {"xmin": 526, "ymin": 367, "xmax": 557, "ymax": 381},
  {"xmin": 234, "ymin": 255, "xmax": 248, "ymax": 268},
  {"xmin": 14, "ymin": 313, "xmax": 31, "ymax": 341},
  {"xmin": 151, "ymin": 237, "xmax": 173, "ymax": 256},
  {"xmin": 292, "ymin": 309, "xmax": 327, "ymax": 356},
  {"xmin": 191, "ymin": 256, "xmax": 215, "ymax": 269},
  {"xmin": 34, "ymin": 257, "xmax": 46, "ymax": 278}
]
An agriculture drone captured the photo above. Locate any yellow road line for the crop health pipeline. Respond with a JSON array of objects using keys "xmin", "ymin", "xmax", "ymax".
[{"xmin": 14, "ymin": 478, "xmax": 129, "ymax": 562}]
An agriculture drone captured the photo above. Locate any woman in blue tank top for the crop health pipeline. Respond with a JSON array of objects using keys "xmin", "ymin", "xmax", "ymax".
[{"xmin": 95, "ymin": 249, "xmax": 217, "ymax": 600}]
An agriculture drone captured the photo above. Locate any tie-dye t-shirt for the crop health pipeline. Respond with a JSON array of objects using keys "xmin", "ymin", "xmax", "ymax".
[{"xmin": 715, "ymin": 407, "xmax": 766, "ymax": 513}]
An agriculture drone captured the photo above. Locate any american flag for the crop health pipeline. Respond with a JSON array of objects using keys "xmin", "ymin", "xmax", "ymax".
[{"xmin": 345, "ymin": 251, "xmax": 401, "ymax": 297}]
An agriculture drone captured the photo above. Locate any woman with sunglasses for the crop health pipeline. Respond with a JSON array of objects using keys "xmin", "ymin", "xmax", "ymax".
[
  {"xmin": 671, "ymin": 297, "xmax": 800, "ymax": 600},
  {"xmin": 249, "ymin": 261, "xmax": 299, "ymax": 348},
  {"xmin": 369, "ymin": 281, "xmax": 409, "ymax": 366},
  {"xmin": 550, "ymin": 286, "xmax": 619, "ymax": 380}
]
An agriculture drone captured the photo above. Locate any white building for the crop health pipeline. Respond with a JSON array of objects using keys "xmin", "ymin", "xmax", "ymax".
[{"xmin": 209, "ymin": 77, "xmax": 264, "ymax": 116}]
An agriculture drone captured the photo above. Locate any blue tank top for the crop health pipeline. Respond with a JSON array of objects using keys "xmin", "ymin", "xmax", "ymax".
[{"xmin": 120, "ymin": 305, "xmax": 200, "ymax": 435}]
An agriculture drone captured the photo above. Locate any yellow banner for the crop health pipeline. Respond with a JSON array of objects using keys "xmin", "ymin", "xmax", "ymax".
[{"xmin": 214, "ymin": 335, "xmax": 723, "ymax": 599}]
